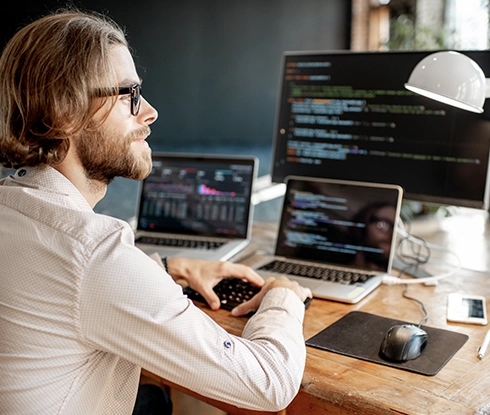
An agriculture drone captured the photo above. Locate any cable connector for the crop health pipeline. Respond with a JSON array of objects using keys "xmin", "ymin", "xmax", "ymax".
[{"xmin": 382, "ymin": 275, "xmax": 404, "ymax": 286}]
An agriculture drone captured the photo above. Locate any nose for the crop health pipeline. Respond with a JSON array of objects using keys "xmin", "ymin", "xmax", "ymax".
[{"xmin": 139, "ymin": 96, "xmax": 158, "ymax": 124}]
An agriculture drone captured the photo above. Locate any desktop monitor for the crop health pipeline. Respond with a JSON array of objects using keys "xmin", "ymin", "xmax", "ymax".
[{"xmin": 270, "ymin": 50, "xmax": 490, "ymax": 210}]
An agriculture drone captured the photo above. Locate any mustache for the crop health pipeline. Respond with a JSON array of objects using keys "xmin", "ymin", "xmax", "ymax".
[{"xmin": 127, "ymin": 126, "xmax": 152, "ymax": 141}]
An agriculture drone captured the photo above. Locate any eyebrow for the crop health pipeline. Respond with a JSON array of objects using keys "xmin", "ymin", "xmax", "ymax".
[{"xmin": 119, "ymin": 77, "xmax": 143, "ymax": 87}]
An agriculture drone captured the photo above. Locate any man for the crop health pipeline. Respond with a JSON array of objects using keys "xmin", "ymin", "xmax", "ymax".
[{"xmin": 0, "ymin": 8, "xmax": 312, "ymax": 415}]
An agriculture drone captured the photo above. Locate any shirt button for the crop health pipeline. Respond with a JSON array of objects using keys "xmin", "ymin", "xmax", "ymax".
[
  {"xmin": 224, "ymin": 340, "xmax": 232, "ymax": 349},
  {"xmin": 17, "ymin": 169, "xmax": 26, "ymax": 177}
]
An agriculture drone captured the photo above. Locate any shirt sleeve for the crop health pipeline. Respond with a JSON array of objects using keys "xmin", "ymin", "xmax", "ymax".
[{"xmin": 78, "ymin": 225, "xmax": 306, "ymax": 412}]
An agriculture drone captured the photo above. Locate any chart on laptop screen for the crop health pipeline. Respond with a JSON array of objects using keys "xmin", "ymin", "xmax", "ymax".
[{"xmin": 138, "ymin": 155, "xmax": 255, "ymax": 237}]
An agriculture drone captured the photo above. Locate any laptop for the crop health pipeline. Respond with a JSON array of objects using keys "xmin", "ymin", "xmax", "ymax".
[
  {"xmin": 134, "ymin": 152, "xmax": 257, "ymax": 261},
  {"xmin": 252, "ymin": 176, "xmax": 403, "ymax": 303}
]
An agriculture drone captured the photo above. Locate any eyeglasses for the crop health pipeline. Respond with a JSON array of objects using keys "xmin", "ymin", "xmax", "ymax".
[
  {"xmin": 117, "ymin": 84, "xmax": 142, "ymax": 116},
  {"xmin": 96, "ymin": 84, "xmax": 142, "ymax": 116}
]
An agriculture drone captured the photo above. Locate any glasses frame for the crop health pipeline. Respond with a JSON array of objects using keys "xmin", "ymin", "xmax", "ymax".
[{"xmin": 117, "ymin": 84, "xmax": 142, "ymax": 116}]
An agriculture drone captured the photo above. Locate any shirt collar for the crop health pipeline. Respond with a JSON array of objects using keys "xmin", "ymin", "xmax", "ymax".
[{"xmin": 11, "ymin": 165, "xmax": 93, "ymax": 212}]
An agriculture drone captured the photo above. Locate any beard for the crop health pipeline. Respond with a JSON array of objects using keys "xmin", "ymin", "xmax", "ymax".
[{"xmin": 76, "ymin": 123, "xmax": 153, "ymax": 185}]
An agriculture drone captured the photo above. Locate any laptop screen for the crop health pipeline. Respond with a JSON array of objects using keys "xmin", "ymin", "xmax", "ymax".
[
  {"xmin": 136, "ymin": 153, "xmax": 256, "ymax": 238},
  {"xmin": 275, "ymin": 176, "xmax": 403, "ymax": 272}
]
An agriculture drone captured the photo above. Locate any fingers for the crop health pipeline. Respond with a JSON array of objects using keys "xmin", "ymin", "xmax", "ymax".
[
  {"xmin": 196, "ymin": 284, "xmax": 221, "ymax": 311},
  {"xmin": 231, "ymin": 277, "xmax": 311, "ymax": 316},
  {"xmin": 230, "ymin": 277, "xmax": 276, "ymax": 316},
  {"xmin": 194, "ymin": 262, "xmax": 264, "ymax": 311},
  {"xmin": 220, "ymin": 262, "xmax": 265, "ymax": 287},
  {"xmin": 230, "ymin": 297, "xmax": 260, "ymax": 316},
  {"xmin": 267, "ymin": 276, "xmax": 312, "ymax": 302},
  {"xmin": 231, "ymin": 277, "xmax": 313, "ymax": 316},
  {"xmin": 175, "ymin": 258, "xmax": 310, "ymax": 313}
]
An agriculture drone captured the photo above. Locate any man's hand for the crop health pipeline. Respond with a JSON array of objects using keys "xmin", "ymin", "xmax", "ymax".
[
  {"xmin": 230, "ymin": 276, "xmax": 312, "ymax": 317},
  {"xmin": 166, "ymin": 258, "xmax": 264, "ymax": 310}
]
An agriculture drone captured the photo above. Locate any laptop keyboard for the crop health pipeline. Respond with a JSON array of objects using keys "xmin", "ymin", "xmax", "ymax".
[
  {"xmin": 184, "ymin": 277, "xmax": 312, "ymax": 312},
  {"xmin": 258, "ymin": 260, "xmax": 375, "ymax": 285},
  {"xmin": 136, "ymin": 236, "xmax": 224, "ymax": 250}
]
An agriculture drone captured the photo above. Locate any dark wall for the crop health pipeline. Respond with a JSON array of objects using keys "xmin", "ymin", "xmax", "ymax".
[{"xmin": 4, "ymin": 1, "xmax": 351, "ymax": 150}]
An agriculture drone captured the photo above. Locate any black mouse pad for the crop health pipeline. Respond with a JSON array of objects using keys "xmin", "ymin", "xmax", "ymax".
[{"xmin": 306, "ymin": 311, "xmax": 468, "ymax": 376}]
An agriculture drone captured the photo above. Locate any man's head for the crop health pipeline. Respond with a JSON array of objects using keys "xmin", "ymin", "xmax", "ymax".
[{"xmin": 0, "ymin": 8, "xmax": 157, "ymax": 184}]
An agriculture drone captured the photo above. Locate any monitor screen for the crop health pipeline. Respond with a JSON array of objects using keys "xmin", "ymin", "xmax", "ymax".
[{"xmin": 270, "ymin": 50, "xmax": 490, "ymax": 209}]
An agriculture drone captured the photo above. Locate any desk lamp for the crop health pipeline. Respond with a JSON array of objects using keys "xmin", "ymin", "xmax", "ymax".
[
  {"xmin": 383, "ymin": 50, "xmax": 487, "ymax": 286},
  {"xmin": 404, "ymin": 50, "xmax": 490, "ymax": 113}
]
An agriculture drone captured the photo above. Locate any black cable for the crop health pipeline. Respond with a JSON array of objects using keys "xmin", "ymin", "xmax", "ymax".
[
  {"xmin": 396, "ymin": 214, "xmax": 430, "ymax": 266},
  {"xmin": 395, "ymin": 230, "xmax": 431, "ymax": 266},
  {"xmin": 396, "ymin": 267, "xmax": 429, "ymax": 327}
]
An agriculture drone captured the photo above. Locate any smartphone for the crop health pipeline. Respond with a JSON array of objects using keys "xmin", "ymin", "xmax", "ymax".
[{"xmin": 447, "ymin": 293, "xmax": 488, "ymax": 325}]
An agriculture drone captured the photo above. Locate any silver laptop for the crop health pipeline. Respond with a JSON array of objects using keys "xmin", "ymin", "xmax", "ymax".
[
  {"xmin": 135, "ymin": 152, "xmax": 257, "ymax": 261},
  {"xmin": 252, "ymin": 176, "xmax": 403, "ymax": 303}
]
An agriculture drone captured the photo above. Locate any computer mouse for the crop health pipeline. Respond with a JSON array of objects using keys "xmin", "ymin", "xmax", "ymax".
[{"xmin": 379, "ymin": 324, "xmax": 428, "ymax": 362}]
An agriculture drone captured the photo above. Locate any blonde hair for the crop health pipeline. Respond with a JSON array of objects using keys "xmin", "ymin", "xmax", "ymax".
[{"xmin": 0, "ymin": 9, "xmax": 128, "ymax": 168}]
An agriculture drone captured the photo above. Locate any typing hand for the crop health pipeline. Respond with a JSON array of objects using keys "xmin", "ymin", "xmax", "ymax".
[
  {"xmin": 166, "ymin": 258, "xmax": 264, "ymax": 310},
  {"xmin": 231, "ymin": 276, "xmax": 313, "ymax": 317}
]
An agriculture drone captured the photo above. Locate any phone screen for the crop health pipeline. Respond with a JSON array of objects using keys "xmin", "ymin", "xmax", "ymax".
[
  {"xmin": 447, "ymin": 293, "xmax": 488, "ymax": 325},
  {"xmin": 462, "ymin": 298, "xmax": 485, "ymax": 318}
]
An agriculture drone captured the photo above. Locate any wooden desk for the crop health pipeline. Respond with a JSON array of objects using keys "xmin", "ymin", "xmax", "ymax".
[{"xmin": 147, "ymin": 217, "xmax": 490, "ymax": 415}]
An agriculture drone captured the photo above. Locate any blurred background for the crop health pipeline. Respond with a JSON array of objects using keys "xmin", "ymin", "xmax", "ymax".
[{"xmin": 1, "ymin": 0, "xmax": 489, "ymax": 221}]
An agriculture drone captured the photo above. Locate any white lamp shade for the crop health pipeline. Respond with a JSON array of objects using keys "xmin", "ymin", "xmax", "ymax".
[{"xmin": 405, "ymin": 51, "xmax": 490, "ymax": 113}]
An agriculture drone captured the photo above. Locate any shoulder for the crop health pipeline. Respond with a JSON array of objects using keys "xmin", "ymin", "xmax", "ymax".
[{"xmin": 66, "ymin": 210, "xmax": 133, "ymax": 251}]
